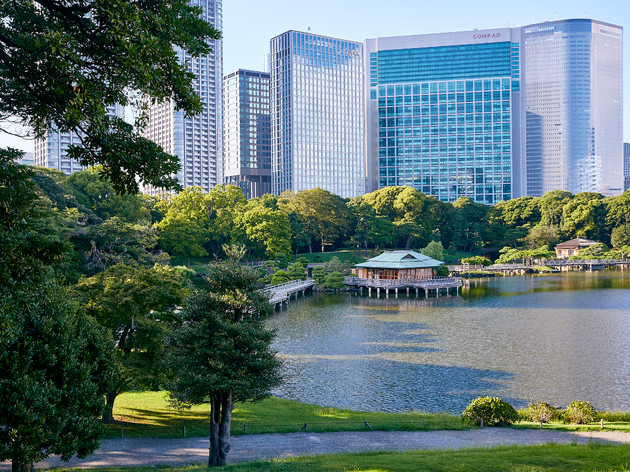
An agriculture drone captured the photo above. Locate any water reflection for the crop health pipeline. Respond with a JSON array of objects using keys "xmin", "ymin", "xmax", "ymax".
[{"xmin": 268, "ymin": 270, "xmax": 630, "ymax": 413}]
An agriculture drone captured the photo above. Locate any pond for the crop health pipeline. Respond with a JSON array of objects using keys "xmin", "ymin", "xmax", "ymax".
[{"xmin": 267, "ymin": 270, "xmax": 630, "ymax": 413}]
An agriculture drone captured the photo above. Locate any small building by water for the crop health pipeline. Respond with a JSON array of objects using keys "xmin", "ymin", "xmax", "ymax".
[
  {"xmin": 355, "ymin": 250, "xmax": 442, "ymax": 280},
  {"xmin": 554, "ymin": 238, "xmax": 598, "ymax": 259}
]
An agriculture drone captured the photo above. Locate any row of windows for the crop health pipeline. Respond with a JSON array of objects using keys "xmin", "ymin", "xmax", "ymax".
[
  {"xmin": 378, "ymin": 144, "xmax": 511, "ymax": 156},
  {"xmin": 379, "ymin": 123, "xmax": 511, "ymax": 135},
  {"xmin": 378, "ymin": 113, "xmax": 510, "ymax": 128},
  {"xmin": 379, "ymin": 91, "xmax": 511, "ymax": 105},
  {"xmin": 379, "ymin": 103, "xmax": 510, "ymax": 117}
]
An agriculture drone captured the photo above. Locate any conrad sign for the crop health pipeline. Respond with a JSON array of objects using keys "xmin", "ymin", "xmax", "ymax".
[{"xmin": 473, "ymin": 32, "xmax": 501, "ymax": 39}]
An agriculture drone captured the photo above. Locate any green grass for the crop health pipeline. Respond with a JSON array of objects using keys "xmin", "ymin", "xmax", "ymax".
[
  {"xmin": 104, "ymin": 392, "xmax": 466, "ymax": 439},
  {"xmin": 50, "ymin": 443, "xmax": 630, "ymax": 471},
  {"xmin": 296, "ymin": 249, "xmax": 372, "ymax": 263}
]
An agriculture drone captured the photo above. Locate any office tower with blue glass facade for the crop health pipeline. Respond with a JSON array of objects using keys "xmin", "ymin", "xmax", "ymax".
[
  {"xmin": 143, "ymin": 0, "xmax": 223, "ymax": 196},
  {"xmin": 223, "ymin": 69, "xmax": 271, "ymax": 199},
  {"xmin": 270, "ymin": 31, "xmax": 365, "ymax": 198},
  {"xmin": 365, "ymin": 19, "xmax": 623, "ymax": 202}
]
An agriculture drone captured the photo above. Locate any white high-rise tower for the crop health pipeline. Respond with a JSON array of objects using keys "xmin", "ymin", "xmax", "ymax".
[{"xmin": 142, "ymin": 0, "xmax": 223, "ymax": 195}]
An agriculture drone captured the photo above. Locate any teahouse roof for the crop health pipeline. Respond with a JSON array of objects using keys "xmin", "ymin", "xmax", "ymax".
[
  {"xmin": 355, "ymin": 250, "xmax": 442, "ymax": 270},
  {"xmin": 555, "ymin": 238, "xmax": 598, "ymax": 249}
]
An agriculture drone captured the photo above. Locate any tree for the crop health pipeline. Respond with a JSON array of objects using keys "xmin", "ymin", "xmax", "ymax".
[
  {"xmin": 312, "ymin": 265, "xmax": 325, "ymax": 284},
  {"xmin": 421, "ymin": 241, "xmax": 444, "ymax": 261},
  {"xmin": 323, "ymin": 271, "xmax": 345, "ymax": 289},
  {"xmin": 73, "ymin": 263, "xmax": 190, "ymax": 423},
  {"xmin": 0, "ymin": 282, "xmax": 118, "ymax": 472},
  {"xmin": 1, "ymin": 0, "xmax": 221, "ymax": 193},
  {"xmin": 269, "ymin": 269, "xmax": 289, "ymax": 286},
  {"xmin": 611, "ymin": 224, "xmax": 630, "ymax": 249},
  {"xmin": 286, "ymin": 262, "xmax": 307, "ymax": 281},
  {"xmin": 235, "ymin": 200, "xmax": 291, "ymax": 259},
  {"xmin": 569, "ymin": 243, "xmax": 608, "ymax": 260},
  {"xmin": 525, "ymin": 225, "xmax": 559, "ymax": 250},
  {"xmin": 167, "ymin": 253, "xmax": 282, "ymax": 467}
]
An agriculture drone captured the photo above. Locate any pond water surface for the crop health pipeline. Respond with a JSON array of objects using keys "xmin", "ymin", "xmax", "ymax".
[{"xmin": 267, "ymin": 270, "xmax": 630, "ymax": 413}]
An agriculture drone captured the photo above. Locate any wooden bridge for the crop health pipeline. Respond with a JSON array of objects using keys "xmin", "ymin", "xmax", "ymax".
[
  {"xmin": 265, "ymin": 279, "xmax": 315, "ymax": 306},
  {"xmin": 343, "ymin": 276, "xmax": 463, "ymax": 297},
  {"xmin": 543, "ymin": 259, "xmax": 629, "ymax": 270}
]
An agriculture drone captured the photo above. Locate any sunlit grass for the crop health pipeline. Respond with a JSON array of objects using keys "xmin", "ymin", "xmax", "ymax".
[
  {"xmin": 104, "ymin": 391, "xmax": 466, "ymax": 439},
  {"xmin": 50, "ymin": 443, "xmax": 630, "ymax": 471}
]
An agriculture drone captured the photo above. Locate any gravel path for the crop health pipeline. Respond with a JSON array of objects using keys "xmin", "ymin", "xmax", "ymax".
[{"xmin": 2, "ymin": 429, "xmax": 630, "ymax": 469}]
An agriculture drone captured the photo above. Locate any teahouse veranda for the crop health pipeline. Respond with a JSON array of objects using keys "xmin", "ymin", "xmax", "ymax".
[{"xmin": 355, "ymin": 250, "xmax": 442, "ymax": 280}]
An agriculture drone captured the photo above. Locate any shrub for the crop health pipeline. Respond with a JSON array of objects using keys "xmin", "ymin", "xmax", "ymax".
[
  {"xmin": 311, "ymin": 266, "xmax": 325, "ymax": 284},
  {"xmin": 462, "ymin": 396, "xmax": 519, "ymax": 426},
  {"xmin": 461, "ymin": 255, "xmax": 492, "ymax": 267},
  {"xmin": 563, "ymin": 401, "xmax": 599, "ymax": 424},
  {"xmin": 313, "ymin": 255, "xmax": 323, "ymax": 262},
  {"xmin": 269, "ymin": 269, "xmax": 289, "ymax": 286},
  {"xmin": 527, "ymin": 401, "xmax": 557, "ymax": 423},
  {"xmin": 435, "ymin": 265, "xmax": 450, "ymax": 277},
  {"xmin": 323, "ymin": 271, "xmax": 345, "ymax": 289}
]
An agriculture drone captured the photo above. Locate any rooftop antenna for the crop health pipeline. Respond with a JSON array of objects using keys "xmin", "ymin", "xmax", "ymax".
[
  {"xmin": 308, "ymin": 26, "xmax": 311, "ymax": 32},
  {"xmin": 555, "ymin": 12, "xmax": 557, "ymax": 21},
  {"xmin": 585, "ymin": 12, "xmax": 587, "ymax": 18}
]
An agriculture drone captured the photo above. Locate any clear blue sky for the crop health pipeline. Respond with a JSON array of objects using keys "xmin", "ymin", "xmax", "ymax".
[{"xmin": 1, "ymin": 0, "xmax": 628, "ymax": 152}]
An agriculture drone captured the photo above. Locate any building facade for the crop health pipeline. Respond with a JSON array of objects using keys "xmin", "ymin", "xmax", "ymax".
[
  {"xmin": 142, "ymin": 0, "xmax": 223, "ymax": 195},
  {"xmin": 34, "ymin": 105, "xmax": 124, "ymax": 174},
  {"xmin": 365, "ymin": 19, "xmax": 623, "ymax": 202},
  {"xmin": 270, "ymin": 31, "xmax": 365, "ymax": 198},
  {"xmin": 223, "ymin": 69, "xmax": 271, "ymax": 199},
  {"xmin": 624, "ymin": 142, "xmax": 630, "ymax": 192}
]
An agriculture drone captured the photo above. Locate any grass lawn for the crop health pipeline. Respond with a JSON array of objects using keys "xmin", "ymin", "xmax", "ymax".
[
  {"xmin": 51, "ymin": 443, "xmax": 630, "ymax": 471},
  {"xmin": 296, "ymin": 249, "xmax": 373, "ymax": 264},
  {"xmin": 105, "ymin": 392, "xmax": 630, "ymax": 440},
  {"xmin": 104, "ymin": 392, "xmax": 465, "ymax": 439}
]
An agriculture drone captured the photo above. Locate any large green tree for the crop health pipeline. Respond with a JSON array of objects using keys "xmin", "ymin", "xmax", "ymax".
[
  {"xmin": 1, "ymin": 0, "xmax": 220, "ymax": 193},
  {"xmin": 0, "ymin": 282, "xmax": 118, "ymax": 472},
  {"xmin": 73, "ymin": 263, "xmax": 190, "ymax": 422},
  {"xmin": 167, "ymin": 249, "xmax": 282, "ymax": 467}
]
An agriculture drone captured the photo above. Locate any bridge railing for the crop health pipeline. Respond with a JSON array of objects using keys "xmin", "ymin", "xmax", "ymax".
[
  {"xmin": 544, "ymin": 259, "xmax": 625, "ymax": 265},
  {"xmin": 344, "ymin": 276, "xmax": 462, "ymax": 286}
]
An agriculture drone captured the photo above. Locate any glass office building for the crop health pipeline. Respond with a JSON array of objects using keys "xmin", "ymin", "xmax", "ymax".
[
  {"xmin": 143, "ymin": 0, "xmax": 222, "ymax": 195},
  {"xmin": 35, "ymin": 104, "xmax": 125, "ymax": 174},
  {"xmin": 365, "ymin": 19, "xmax": 623, "ymax": 202},
  {"xmin": 522, "ymin": 20, "xmax": 623, "ymax": 197},
  {"xmin": 270, "ymin": 31, "xmax": 365, "ymax": 198},
  {"xmin": 223, "ymin": 69, "xmax": 271, "ymax": 199}
]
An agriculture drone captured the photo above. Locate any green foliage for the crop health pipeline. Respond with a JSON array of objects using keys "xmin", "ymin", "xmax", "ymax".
[
  {"xmin": 72, "ymin": 263, "xmax": 190, "ymax": 419},
  {"xmin": 497, "ymin": 245, "xmax": 554, "ymax": 264},
  {"xmin": 1, "ymin": 0, "xmax": 220, "ymax": 193},
  {"xmin": 323, "ymin": 271, "xmax": 345, "ymax": 289},
  {"xmin": 461, "ymin": 256, "xmax": 492, "ymax": 266},
  {"xmin": 525, "ymin": 225, "xmax": 559, "ymax": 250},
  {"xmin": 296, "ymin": 257, "xmax": 309, "ymax": 266},
  {"xmin": 563, "ymin": 401, "xmax": 599, "ymax": 424},
  {"xmin": 611, "ymin": 224, "xmax": 630, "ymax": 248},
  {"xmin": 235, "ymin": 198, "xmax": 291, "ymax": 259},
  {"xmin": 526, "ymin": 401, "xmax": 558, "ymax": 423},
  {"xmin": 421, "ymin": 240, "xmax": 444, "ymax": 261},
  {"xmin": 0, "ymin": 282, "xmax": 118, "ymax": 468},
  {"xmin": 311, "ymin": 265, "xmax": 326, "ymax": 284},
  {"xmin": 313, "ymin": 255, "xmax": 323, "ymax": 262},
  {"xmin": 274, "ymin": 253, "xmax": 291, "ymax": 269},
  {"xmin": 461, "ymin": 396, "xmax": 519, "ymax": 426},
  {"xmin": 324, "ymin": 256, "xmax": 343, "ymax": 274},
  {"xmin": 569, "ymin": 243, "xmax": 608, "ymax": 260},
  {"xmin": 435, "ymin": 265, "xmax": 450, "ymax": 277},
  {"xmin": 270, "ymin": 269, "xmax": 289, "ymax": 286},
  {"xmin": 286, "ymin": 262, "xmax": 307, "ymax": 281},
  {"xmin": 167, "ymin": 259, "xmax": 282, "ymax": 465}
]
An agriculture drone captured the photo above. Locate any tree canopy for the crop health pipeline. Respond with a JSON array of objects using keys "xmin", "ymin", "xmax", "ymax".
[{"xmin": 1, "ymin": 0, "xmax": 221, "ymax": 193}]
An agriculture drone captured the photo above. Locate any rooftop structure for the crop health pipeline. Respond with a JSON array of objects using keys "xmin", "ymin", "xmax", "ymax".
[
  {"xmin": 355, "ymin": 250, "xmax": 442, "ymax": 280},
  {"xmin": 554, "ymin": 237, "xmax": 599, "ymax": 259}
]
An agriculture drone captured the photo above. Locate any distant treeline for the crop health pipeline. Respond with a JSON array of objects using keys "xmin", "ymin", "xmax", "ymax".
[{"xmin": 29, "ymin": 166, "xmax": 630, "ymax": 275}]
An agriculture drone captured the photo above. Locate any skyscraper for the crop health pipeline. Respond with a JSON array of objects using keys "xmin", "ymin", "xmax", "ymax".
[
  {"xmin": 365, "ymin": 19, "xmax": 623, "ymax": 202},
  {"xmin": 270, "ymin": 31, "xmax": 365, "ymax": 198},
  {"xmin": 34, "ymin": 104, "xmax": 124, "ymax": 174},
  {"xmin": 223, "ymin": 69, "xmax": 271, "ymax": 199},
  {"xmin": 624, "ymin": 143, "xmax": 630, "ymax": 192},
  {"xmin": 142, "ymin": 0, "xmax": 223, "ymax": 196}
]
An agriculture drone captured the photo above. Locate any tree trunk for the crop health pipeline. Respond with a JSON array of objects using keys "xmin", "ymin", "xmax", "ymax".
[
  {"xmin": 102, "ymin": 390, "xmax": 118, "ymax": 424},
  {"xmin": 208, "ymin": 391, "xmax": 233, "ymax": 467},
  {"xmin": 208, "ymin": 392, "xmax": 221, "ymax": 467},
  {"xmin": 405, "ymin": 235, "xmax": 411, "ymax": 250},
  {"xmin": 12, "ymin": 462, "xmax": 33, "ymax": 472},
  {"xmin": 218, "ymin": 391, "xmax": 233, "ymax": 466},
  {"xmin": 187, "ymin": 257, "xmax": 190, "ymax": 269},
  {"xmin": 364, "ymin": 239, "xmax": 368, "ymax": 258},
  {"xmin": 321, "ymin": 237, "xmax": 325, "ymax": 253}
]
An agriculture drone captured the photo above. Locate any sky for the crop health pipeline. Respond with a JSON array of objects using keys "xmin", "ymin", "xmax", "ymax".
[{"xmin": 1, "ymin": 0, "xmax": 628, "ymax": 153}]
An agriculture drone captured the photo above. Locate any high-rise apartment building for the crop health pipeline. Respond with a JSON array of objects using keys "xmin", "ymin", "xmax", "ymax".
[
  {"xmin": 143, "ymin": 0, "xmax": 223, "ymax": 196},
  {"xmin": 365, "ymin": 19, "xmax": 623, "ymax": 202},
  {"xmin": 34, "ymin": 105, "xmax": 124, "ymax": 174},
  {"xmin": 223, "ymin": 69, "xmax": 271, "ymax": 199},
  {"xmin": 270, "ymin": 31, "xmax": 365, "ymax": 198},
  {"xmin": 624, "ymin": 143, "xmax": 630, "ymax": 192}
]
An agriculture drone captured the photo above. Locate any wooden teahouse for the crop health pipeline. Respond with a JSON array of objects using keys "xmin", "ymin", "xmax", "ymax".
[
  {"xmin": 355, "ymin": 250, "xmax": 442, "ymax": 280},
  {"xmin": 554, "ymin": 238, "xmax": 598, "ymax": 259}
]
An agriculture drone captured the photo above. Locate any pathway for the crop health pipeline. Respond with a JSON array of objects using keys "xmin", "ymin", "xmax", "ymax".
[{"xmin": 3, "ymin": 429, "xmax": 630, "ymax": 469}]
